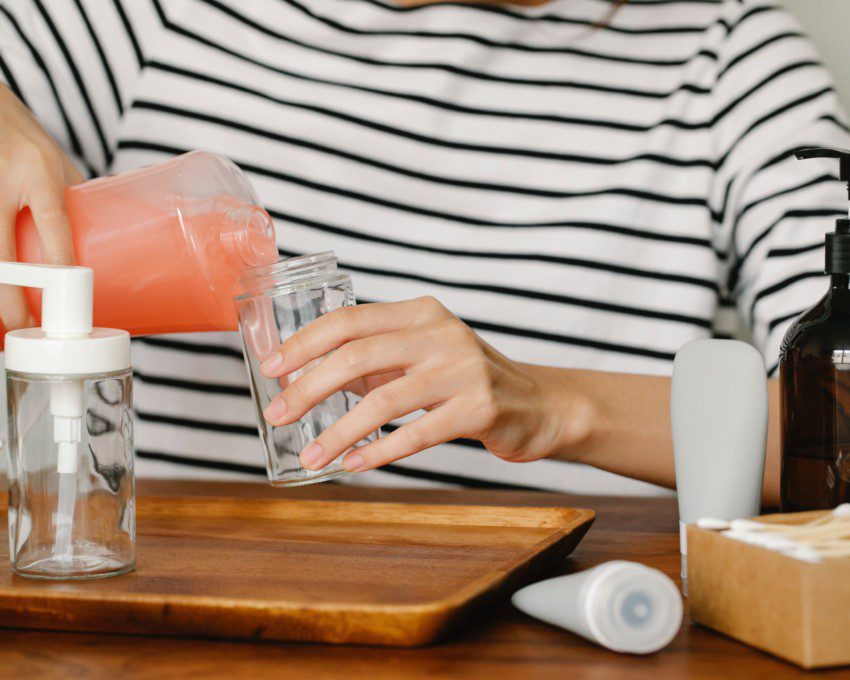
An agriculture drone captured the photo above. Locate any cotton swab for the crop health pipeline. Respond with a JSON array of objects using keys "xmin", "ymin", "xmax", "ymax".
[{"xmin": 708, "ymin": 505, "xmax": 850, "ymax": 563}]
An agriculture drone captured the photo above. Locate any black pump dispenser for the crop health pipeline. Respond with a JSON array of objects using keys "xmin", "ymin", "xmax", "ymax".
[
  {"xmin": 795, "ymin": 147, "xmax": 850, "ymax": 274},
  {"xmin": 780, "ymin": 147, "xmax": 850, "ymax": 512}
]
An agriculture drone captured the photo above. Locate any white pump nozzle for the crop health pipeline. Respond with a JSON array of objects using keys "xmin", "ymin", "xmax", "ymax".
[{"xmin": 0, "ymin": 262, "xmax": 93, "ymax": 337}]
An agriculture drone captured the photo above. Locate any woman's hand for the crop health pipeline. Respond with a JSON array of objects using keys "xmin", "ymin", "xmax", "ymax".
[
  {"xmin": 0, "ymin": 84, "xmax": 82, "ymax": 330},
  {"xmin": 260, "ymin": 296, "xmax": 578, "ymax": 473}
]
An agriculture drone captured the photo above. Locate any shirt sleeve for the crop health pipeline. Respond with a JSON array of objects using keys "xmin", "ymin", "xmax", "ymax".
[
  {"xmin": 0, "ymin": 0, "xmax": 145, "ymax": 175},
  {"xmin": 709, "ymin": 0, "xmax": 850, "ymax": 374}
]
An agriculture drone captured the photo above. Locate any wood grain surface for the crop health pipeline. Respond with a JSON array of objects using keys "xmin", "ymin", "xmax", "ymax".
[
  {"xmin": 0, "ymin": 492, "xmax": 593, "ymax": 646},
  {"xmin": 0, "ymin": 481, "xmax": 845, "ymax": 679}
]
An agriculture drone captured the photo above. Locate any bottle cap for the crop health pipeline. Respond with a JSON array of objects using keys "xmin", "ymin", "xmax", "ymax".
[{"xmin": 586, "ymin": 561, "xmax": 683, "ymax": 654}]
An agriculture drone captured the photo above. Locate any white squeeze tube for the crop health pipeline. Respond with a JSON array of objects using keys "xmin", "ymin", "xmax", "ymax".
[
  {"xmin": 670, "ymin": 339, "xmax": 767, "ymax": 596},
  {"xmin": 512, "ymin": 561, "xmax": 683, "ymax": 654},
  {"xmin": 0, "ymin": 263, "xmax": 93, "ymax": 564}
]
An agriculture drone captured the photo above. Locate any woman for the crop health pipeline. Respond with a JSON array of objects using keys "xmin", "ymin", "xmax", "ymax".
[{"xmin": 0, "ymin": 0, "xmax": 847, "ymax": 500}]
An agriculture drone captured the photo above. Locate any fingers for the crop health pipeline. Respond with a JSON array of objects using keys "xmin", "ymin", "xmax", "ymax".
[
  {"xmin": 340, "ymin": 406, "xmax": 462, "ymax": 473},
  {"xmin": 260, "ymin": 296, "xmax": 450, "ymax": 378},
  {"xmin": 0, "ymin": 87, "xmax": 81, "ymax": 331},
  {"xmin": 258, "ymin": 295, "xmax": 468, "ymax": 473},
  {"xmin": 61, "ymin": 155, "xmax": 85, "ymax": 185},
  {"xmin": 299, "ymin": 373, "xmax": 444, "ymax": 471},
  {"xmin": 263, "ymin": 329, "xmax": 423, "ymax": 426},
  {"xmin": 0, "ymin": 196, "xmax": 34, "ymax": 331},
  {"xmin": 25, "ymin": 163, "xmax": 76, "ymax": 266}
]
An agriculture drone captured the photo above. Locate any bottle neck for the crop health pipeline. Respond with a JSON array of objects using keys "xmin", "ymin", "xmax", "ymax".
[{"xmin": 219, "ymin": 206, "xmax": 278, "ymax": 269}]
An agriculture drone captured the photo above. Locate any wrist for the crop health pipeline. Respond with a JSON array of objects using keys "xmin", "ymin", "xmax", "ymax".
[{"xmin": 523, "ymin": 365, "xmax": 598, "ymax": 463}]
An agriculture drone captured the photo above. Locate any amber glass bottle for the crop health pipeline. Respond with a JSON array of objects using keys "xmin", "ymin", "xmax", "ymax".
[
  {"xmin": 779, "ymin": 148, "xmax": 850, "ymax": 512},
  {"xmin": 780, "ymin": 271, "xmax": 850, "ymax": 511}
]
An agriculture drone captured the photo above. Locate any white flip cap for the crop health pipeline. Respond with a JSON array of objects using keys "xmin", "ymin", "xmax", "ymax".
[{"xmin": 0, "ymin": 263, "xmax": 130, "ymax": 375}]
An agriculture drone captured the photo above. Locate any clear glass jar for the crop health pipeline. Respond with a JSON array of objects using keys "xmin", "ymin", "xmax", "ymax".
[
  {"xmin": 6, "ymin": 369, "xmax": 135, "ymax": 579},
  {"xmin": 236, "ymin": 252, "xmax": 379, "ymax": 486}
]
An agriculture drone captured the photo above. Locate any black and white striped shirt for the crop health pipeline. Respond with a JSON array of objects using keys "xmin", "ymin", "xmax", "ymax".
[{"xmin": 1, "ymin": 0, "xmax": 848, "ymax": 494}]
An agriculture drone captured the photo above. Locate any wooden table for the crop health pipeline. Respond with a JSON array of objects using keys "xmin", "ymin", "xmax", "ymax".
[{"xmin": 0, "ymin": 481, "xmax": 842, "ymax": 679}]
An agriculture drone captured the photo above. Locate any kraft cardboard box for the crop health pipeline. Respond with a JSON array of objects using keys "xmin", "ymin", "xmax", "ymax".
[{"xmin": 687, "ymin": 512, "xmax": 850, "ymax": 670}]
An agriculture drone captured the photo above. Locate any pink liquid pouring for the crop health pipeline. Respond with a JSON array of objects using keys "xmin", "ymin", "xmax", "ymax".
[{"xmin": 13, "ymin": 151, "xmax": 277, "ymax": 335}]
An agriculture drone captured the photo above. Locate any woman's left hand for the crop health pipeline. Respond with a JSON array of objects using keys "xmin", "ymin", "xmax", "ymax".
[{"xmin": 259, "ymin": 296, "xmax": 565, "ymax": 473}]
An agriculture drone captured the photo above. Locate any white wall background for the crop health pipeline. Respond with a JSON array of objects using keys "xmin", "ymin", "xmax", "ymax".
[{"xmin": 780, "ymin": 0, "xmax": 850, "ymax": 109}]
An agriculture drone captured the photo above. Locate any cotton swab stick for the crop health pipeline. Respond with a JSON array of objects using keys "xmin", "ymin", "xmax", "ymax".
[
  {"xmin": 696, "ymin": 517, "xmax": 731, "ymax": 530},
  {"xmin": 714, "ymin": 504, "xmax": 850, "ymax": 563}
]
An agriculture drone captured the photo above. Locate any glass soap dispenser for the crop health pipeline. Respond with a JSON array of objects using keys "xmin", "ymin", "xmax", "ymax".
[
  {"xmin": 780, "ymin": 147, "xmax": 850, "ymax": 512},
  {"xmin": 2, "ymin": 263, "xmax": 134, "ymax": 579}
]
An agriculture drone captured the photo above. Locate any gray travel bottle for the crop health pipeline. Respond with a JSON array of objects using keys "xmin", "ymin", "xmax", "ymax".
[{"xmin": 671, "ymin": 339, "xmax": 767, "ymax": 595}]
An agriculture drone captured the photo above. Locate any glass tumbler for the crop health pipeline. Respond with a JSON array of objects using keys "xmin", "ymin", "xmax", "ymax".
[
  {"xmin": 236, "ymin": 251, "xmax": 378, "ymax": 486},
  {"xmin": 6, "ymin": 369, "xmax": 135, "ymax": 579}
]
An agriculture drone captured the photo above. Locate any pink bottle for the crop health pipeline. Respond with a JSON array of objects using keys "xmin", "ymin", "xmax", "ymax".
[{"xmin": 13, "ymin": 151, "xmax": 278, "ymax": 335}]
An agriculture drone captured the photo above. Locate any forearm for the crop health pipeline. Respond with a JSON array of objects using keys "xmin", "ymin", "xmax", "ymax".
[{"xmin": 530, "ymin": 365, "xmax": 781, "ymax": 506}]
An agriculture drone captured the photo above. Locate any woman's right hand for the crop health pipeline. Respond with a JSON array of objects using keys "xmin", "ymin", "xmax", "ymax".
[{"xmin": 0, "ymin": 84, "xmax": 83, "ymax": 330}]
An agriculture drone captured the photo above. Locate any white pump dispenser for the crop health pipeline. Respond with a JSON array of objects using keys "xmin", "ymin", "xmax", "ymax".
[
  {"xmin": 0, "ymin": 263, "xmax": 130, "ymax": 563},
  {"xmin": 0, "ymin": 264, "xmax": 93, "ymax": 476},
  {"xmin": 0, "ymin": 263, "xmax": 130, "ymax": 374}
]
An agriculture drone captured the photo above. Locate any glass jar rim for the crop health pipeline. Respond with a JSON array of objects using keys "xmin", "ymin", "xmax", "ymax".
[{"xmin": 235, "ymin": 251, "xmax": 348, "ymax": 299}]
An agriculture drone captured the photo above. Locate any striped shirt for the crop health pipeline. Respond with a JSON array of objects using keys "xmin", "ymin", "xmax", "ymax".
[{"xmin": 1, "ymin": 0, "xmax": 848, "ymax": 494}]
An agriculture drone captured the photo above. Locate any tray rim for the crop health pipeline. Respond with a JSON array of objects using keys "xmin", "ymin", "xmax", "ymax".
[
  {"xmin": 0, "ymin": 493, "xmax": 594, "ymax": 522},
  {"xmin": 133, "ymin": 494, "xmax": 595, "ymax": 526}
]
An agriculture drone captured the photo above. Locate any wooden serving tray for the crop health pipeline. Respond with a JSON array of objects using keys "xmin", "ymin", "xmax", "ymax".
[{"xmin": 0, "ymin": 495, "xmax": 594, "ymax": 646}]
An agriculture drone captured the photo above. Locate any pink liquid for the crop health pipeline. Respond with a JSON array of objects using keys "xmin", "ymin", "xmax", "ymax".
[{"xmin": 14, "ymin": 187, "xmax": 278, "ymax": 336}]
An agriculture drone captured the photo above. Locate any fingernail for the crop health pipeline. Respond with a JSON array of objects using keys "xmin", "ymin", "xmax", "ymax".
[
  {"xmin": 263, "ymin": 399, "xmax": 287, "ymax": 424},
  {"xmin": 260, "ymin": 353, "xmax": 284, "ymax": 376},
  {"xmin": 342, "ymin": 452, "xmax": 365, "ymax": 472},
  {"xmin": 300, "ymin": 443, "xmax": 324, "ymax": 470}
]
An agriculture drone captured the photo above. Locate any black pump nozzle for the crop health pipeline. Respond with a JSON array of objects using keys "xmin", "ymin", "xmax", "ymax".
[
  {"xmin": 795, "ymin": 147, "xmax": 850, "ymax": 274},
  {"xmin": 795, "ymin": 147, "xmax": 850, "ymax": 199}
]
